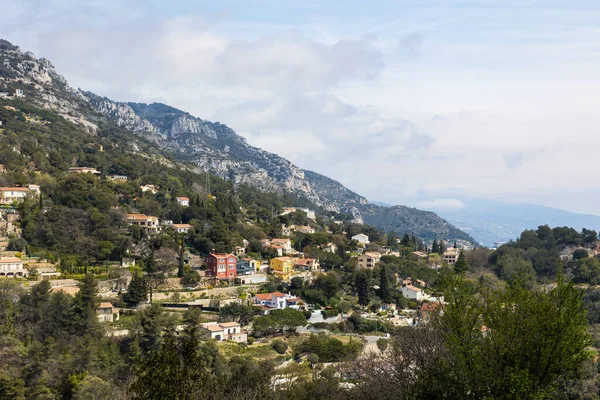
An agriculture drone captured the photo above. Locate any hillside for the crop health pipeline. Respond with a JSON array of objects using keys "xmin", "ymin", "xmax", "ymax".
[
  {"xmin": 0, "ymin": 39, "xmax": 475, "ymax": 244},
  {"xmin": 360, "ymin": 204, "xmax": 476, "ymax": 243}
]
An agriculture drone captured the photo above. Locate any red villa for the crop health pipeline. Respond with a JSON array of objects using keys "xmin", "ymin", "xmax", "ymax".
[{"xmin": 206, "ymin": 250, "xmax": 237, "ymax": 279}]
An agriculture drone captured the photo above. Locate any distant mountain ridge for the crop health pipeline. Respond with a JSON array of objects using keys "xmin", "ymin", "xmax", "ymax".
[
  {"xmin": 0, "ymin": 39, "xmax": 476, "ymax": 244},
  {"xmin": 429, "ymin": 199, "xmax": 600, "ymax": 246}
]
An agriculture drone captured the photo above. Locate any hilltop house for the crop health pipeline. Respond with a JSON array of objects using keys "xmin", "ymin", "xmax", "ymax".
[
  {"xmin": 357, "ymin": 252, "xmax": 381, "ymax": 269},
  {"xmin": 176, "ymin": 196, "xmax": 190, "ymax": 207},
  {"xmin": 0, "ymin": 257, "xmax": 26, "ymax": 277},
  {"xmin": 0, "ymin": 186, "xmax": 34, "ymax": 205},
  {"xmin": 352, "ymin": 233, "xmax": 370, "ymax": 246},
  {"xmin": 442, "ymin": 248, "xmax": 461, "ymax": 265},
  {"xmin": 236, "ymin": 258, "xmax": 257, "ymax": 276},
  {"xmin": 401, "ymin": 285, "xmax": 427, "ymax": 301},
  {"xmin": 107, "ymin": 174, "xmax": 128, "ymax": 182},
  {"xmin": 206, "ymin": 251, "xmax": 237, "ymax": 279},
  {"xmin": 254, "ymin": 292, "xmax": 289, "ymax": 309},
  {"xmin": 68, "ymin": 167, "xmax": 100, "ymax": 175},
  {"xmin": 281, "ymin": 225, "xmax": 292, "ymax": 236},
  {"xmin": 96, "ymin": 302, "xmax": 119, "ymax": 322},
  {"xmin": 270, "ymin": 257, "xmax": 294, "ymax": 280},
  {"xmin": 271, "ymin": 239, "xmax": 292, "ymax": 254},
  {"xmin": 140, "ymin": 184, "xmax": 158, "ymax": 194},
  {"xmin": 296, "ymin": 226, "xmax": 315, "ymax": 234},
  {"xmin": 200, "ymin": 322, "xmax": 247, "ymax": 342},
  {"xmin": 323, "ymin": 242, "xmax": 338, "ymax": 253},
  {"xmin": 126, "ymin": 214, "xmax": 161, "ymax": 234},
  {"xmin": 172, "ymin": 223, "xmax": 193, "ymax": 233},
  {"xmin": 294, "ymin": 258, "xmax": 320, "ymax": 271}
]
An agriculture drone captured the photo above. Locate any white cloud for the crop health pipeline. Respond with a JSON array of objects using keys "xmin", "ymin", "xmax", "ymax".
[{"xmin": 2, "ymin": 0, "xmax": 600, "ymax": 214}]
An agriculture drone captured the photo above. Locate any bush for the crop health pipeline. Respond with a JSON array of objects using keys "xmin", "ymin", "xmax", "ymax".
[
  {"xmin": 302, "ymin": 310, "xmax": 312, "ymax": 320},
  {"xmin": 295, "ymin": 333, "xmax": 362, "ymax": 362},
  {"xmin": 376, "ymin": 338, "xmax": 389, "ymax": 353},
  {"xmin": 247, "ymin": 337, "xmax": 255, "ymax": 345},
  {"xmin": 181, "ymin": 269, "xmax": 200, "ymax": 285},
  {"xmin": 271, "ymin": 340, "xmax": 288, "ymax": 354},
  {"xmin": 321, "ymin": 309, "xmax": 339, "ymax": 319}
]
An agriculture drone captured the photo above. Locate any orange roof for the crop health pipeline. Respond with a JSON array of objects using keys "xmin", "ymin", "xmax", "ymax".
[
  {"xmin": 219, "ymin": 322, "xmax": 240, "ymax": 327},
  {"xmin": 255, "ymin": 292, "xmax": 286, "ymax": 300},
  {"xmin": 0, "ymin": 257, "xmax": 22, "ymax": 263},
  {"xmin": 126, "ymin": 213, "xmax": 158, "ymax": 220},
  {"xmin": 208, "ymin": 253, "xmax": 235, "ymax": 258},
  {"xmin": 0, "ymin": 187, "xmax": 29, "ymax": 192},
  {"xmin": 172, "ymin": 224, "xmax": 193, "ymax": 229},
  {"xmin": 204, "ymin": 325, "xmax": 224, "ymax": 332},
  {"xmin": 97, "ymin": 302, "xmax": 115, "ymax": 309},
  {"xmin": 295, "ymin": 258, "xmax": 315, "ymax": 265},
  {"xmin": 271, "ymin": 239, "xmax": 290, "ymax": 244},
  {"xmin": 177, "ymin": 197, "xmax": 189, "ymax": 201}
]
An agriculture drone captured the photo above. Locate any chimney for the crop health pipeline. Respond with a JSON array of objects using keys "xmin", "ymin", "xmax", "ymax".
[{"xmin": 210, "ymin": 249, "xmax": 216, "ymax": 254}]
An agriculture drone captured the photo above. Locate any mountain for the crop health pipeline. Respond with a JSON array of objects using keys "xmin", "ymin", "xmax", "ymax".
[
  {"xmin": 0, "ymin": 39, "xmax": 476, "ymax": 244},
  {"xmin": 427, "ymin": 199, "xmax": 600, "ymax": 246}
]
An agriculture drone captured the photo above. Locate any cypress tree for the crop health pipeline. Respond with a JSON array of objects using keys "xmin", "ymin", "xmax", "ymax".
[
  {"xmin": 379, "ymin": 265, "xmax": 392, "ymax": 304},
  {"xmin": 356, "ymin": 272, "xmax": 370, "ymax": 307}
]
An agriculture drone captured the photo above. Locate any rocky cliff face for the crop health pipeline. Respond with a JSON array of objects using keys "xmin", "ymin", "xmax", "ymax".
[{"xmin": 0, "ymin": 39, "xmax": 477, "ymax": 243}]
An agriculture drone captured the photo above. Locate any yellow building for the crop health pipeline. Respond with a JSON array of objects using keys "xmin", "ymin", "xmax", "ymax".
[{"xmin": 270, "ymin": 257, "xmax": 293, "ymax": 281}]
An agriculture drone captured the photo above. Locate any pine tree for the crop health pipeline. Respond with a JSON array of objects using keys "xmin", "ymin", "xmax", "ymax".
[
  {"xmin": 432, "ymin": 240, "xmax": 439, "ymax": 254},
  {"xmin": 125, "ymin": 273, "xmax": 148, "ymax": 305},
  {"xmin": 454, "ymin": 240, "xmax": 457, "ymax": 249},
  {"xmin": 379, "ymin": 265, "xmax": 392, "ymax": 304},
  {"xmin": 356, "ymin": 272, "xmax": 370, "ymax": 307}
]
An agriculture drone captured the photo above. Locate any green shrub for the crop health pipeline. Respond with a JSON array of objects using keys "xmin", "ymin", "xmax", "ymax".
[
  {"xmin": 271, "ymin": 340, "xmax": 288, "ymax": 354},
  {"xmin": 321, "ymin": 309, "xmax": 338, "ymax": 319}
]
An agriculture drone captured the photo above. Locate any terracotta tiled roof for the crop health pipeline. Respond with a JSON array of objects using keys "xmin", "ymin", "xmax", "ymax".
[{"xmin": 0, "ymin": 257, "xmax": 23, "ymax": 263}]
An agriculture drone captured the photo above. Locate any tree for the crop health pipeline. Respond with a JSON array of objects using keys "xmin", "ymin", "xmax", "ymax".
[
  {"xmin": 378, "ymin": 265, "xmax": 392, "ymax": 304},
  {"xmin": 453, "ymin": 251, "xmax": 469, "ymax": 274},
  {"xmin": 356, "ymin": 272, "xmax": 370, "ymax": 307},
  {"xmin": 72, "ymin": 273, "xmax": 99, "ymax": 333},
  {"xmin": 177, "ymin": 236, "xmax": 185, "ymax": 278},
  {"xmin": 124, "ymin": 273, "xmax": 148, "ymax": 305},
  {"xmin": 219, "ymin": 303, "xmax": 255, "ymax": 326},
  {"xmin": 345, "ymin": 272, "xmax": 591, "ymax": 400},
  {"xmin": 270, "ymin": 308, "xmax": 307, "ymax": 332},
  {"xmin": 572, "ymin": 248, "xmax": 589, "ymax": 261}
]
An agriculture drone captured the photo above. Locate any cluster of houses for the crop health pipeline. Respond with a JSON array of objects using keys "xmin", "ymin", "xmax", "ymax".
[{"xmin": 206, "ymin": 250, "xmax": 320, "ymax": 283}]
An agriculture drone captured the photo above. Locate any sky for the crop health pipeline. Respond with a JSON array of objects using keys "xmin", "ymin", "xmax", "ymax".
[{"xmin": 2, "ymin": 0, "xmax": 600, "ymax": 214}]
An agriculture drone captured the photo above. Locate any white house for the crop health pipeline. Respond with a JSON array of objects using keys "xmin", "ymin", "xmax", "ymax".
[
  {"xmin": 0, "ymin": 257, "xmax": 26, "ymax": 277},
  {"xmin": 254, "ymin": 292, "xmax": 288, "ymax": 309},
  {"xmin": 0, "ymin": 187, "xmax": 30, "ymax": 204},
  {"xmin": 201, "ymin": 322, "xmax": 247, "ymax": 342},
  {"xmin": 323, "ymin": 242, "xmax": 338, "ymax": 253},
  {"xmin": 271, "ymin": 238, "xmax": 292, "ymax": 254},
  {"xmin": 140, "ymin": 184, "xmax": 158, "ymax": 194},
  {"xmin": 401, "ymin": 285, "xmax": 426, "ymax": 301},
  {"xmin": 176, "ymin": 197, "xmax": 190, "ymax": 207},
  {"xmin": 172, "ymin": 223, "xmax": 193, "ymax": 233},
  {"xmin": 68, "ymin": 167, "xmax": 100, "ymax": 175},
  {"xmin": 352, "ymin": 233, "xmax": 370, "ymax": 246},
  {"xmin": 108, "ymin": 174, "xmax": 128, "ymax": 182}
]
